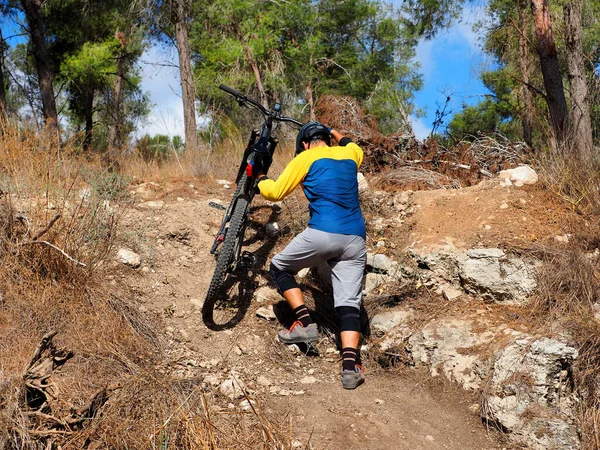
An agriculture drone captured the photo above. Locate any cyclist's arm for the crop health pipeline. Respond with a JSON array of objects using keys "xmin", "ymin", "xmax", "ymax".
[
  {"xmin": 331, "ymin": 129, "xmax": 363, "ymax": 167},
  {"xmin": 257, "ymin": 154, "xmax": 310, "ymax": 201}
]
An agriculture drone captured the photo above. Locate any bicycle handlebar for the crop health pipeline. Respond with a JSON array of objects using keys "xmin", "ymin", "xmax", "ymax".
[{"xmin": 218, "ymin": 84, "xmax": 302, "ymax": 127}]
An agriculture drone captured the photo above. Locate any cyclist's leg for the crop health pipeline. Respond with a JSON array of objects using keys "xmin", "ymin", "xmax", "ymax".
[
  {"xmin": 328, "ymin": 235, "xmax": 367, "ymax": 388},
  {"xmin": 271, "ymin": 228, "xmax": 335, "ymax": 342}
]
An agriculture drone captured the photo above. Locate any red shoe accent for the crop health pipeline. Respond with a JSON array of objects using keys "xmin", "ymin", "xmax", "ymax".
[{"xmin": 288, "ymin": 320, "xmax": 302, "ymax": 332}]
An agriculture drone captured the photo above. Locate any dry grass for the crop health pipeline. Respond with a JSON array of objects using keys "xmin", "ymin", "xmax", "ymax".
[
  {"xmin": 526, "ymin": 227, "xmax": 600, "ymax": 449},
  {"xmin": 0, "ymin": 123, "xmax": 301, "ymax": 450}
]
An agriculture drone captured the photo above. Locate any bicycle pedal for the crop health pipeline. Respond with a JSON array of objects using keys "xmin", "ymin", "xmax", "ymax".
[{"xmin": 208, "ymin": 201, "xmax": 226, "ymax": 211}]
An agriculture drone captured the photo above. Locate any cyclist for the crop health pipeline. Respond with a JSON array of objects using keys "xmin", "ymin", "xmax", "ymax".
[{"xmin": 246, "ymin": 122, "xmax": 367, "ymax": 390}]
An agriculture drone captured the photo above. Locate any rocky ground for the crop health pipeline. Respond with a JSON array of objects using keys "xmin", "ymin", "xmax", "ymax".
[{"xmin": 111, "ymin": 165, "xmax": 585, "ymax": 449}]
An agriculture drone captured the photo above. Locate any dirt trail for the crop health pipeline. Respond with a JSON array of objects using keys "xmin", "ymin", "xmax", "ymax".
[{"xmin": 116, "ymin": 180, "xmax": 504, "ymax": 450}]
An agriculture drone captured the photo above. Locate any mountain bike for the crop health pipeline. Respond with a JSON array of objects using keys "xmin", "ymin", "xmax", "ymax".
[{"xmin": 203, "ymin": 84, "xmax": 302, "ymax": 330}]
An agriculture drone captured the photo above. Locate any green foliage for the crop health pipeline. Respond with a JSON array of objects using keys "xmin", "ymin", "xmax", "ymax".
[
  {"xmin": 135, "ymin": 134, "xmax": 183, "ymax": 162},
  {"xmin": 190, "ymin": 0, "xmax": 421, "ymax": 132}
]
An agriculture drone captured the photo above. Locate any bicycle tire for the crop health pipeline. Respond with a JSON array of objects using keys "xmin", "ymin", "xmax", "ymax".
[{"xmin": 203, "ymin": 195, "xmax": 249, "ymax": 329}]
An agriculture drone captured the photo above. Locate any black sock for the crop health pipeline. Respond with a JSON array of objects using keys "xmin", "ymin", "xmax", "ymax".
[
  {"xmin": 293, "ymin": 305, "xmax": 312, "ymax": 327},
  {"xmin": 342, "ymin": 347, "xmax": 358, "ymax": 371}
]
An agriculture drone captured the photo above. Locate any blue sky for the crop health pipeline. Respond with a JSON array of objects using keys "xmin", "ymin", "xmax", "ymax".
[{"xmin": 2, "ymin": 3, "xmax": 493, "ymax": 141}]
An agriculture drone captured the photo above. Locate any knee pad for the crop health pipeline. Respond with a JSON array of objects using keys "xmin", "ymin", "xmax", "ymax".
[
  {"xmin": 336, "ymin": 306, "xmax": 361, "ymax": 332},
  {"xmin": 269, "ymin": 262, "xmax": 298, "ymax": 295}
]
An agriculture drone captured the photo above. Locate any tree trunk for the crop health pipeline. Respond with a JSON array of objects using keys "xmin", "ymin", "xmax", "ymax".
[
  {"xmin": 0, "ymin": 30, "xmax": 7, "ymax": 117},
  {"xmin": 563, "ymin": 0, "xmax": 594, "ymax": 160},
  {"xmin": 530, "ymin": 0, "xmax": 569, "ymax": 145},
  {"xmin": 173, "ymin": 0, "xmax": 198, "ymax": 151},
  {"xmin": 244, "ymin": 44, "xmax": 268, "ymax": 108},
  {"xmin": 106, "ymin": 33, "xmax": 127, "ymax": 172},
  {"xmin": 20, "ymin": 0, "xmax": 58, "ymax": 128},
  {"xmin": 83, "ymin": 89, "xmax": 94, "ymax": 151},
  {"xmin": 305, "ymin": 80, "xmax": 316, "ymax": 121},
  {"xmin": 517, "ymin": 0, "xmax": 534, "ymax": 147}
]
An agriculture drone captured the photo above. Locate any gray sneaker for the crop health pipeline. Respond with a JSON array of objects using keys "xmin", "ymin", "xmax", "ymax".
[
  {"xmin": 278, "ymin": 321, "xmax": 319, "ymax": 344},
  {"xmin": 341, "ymin": 365, "xmax": 365, "ymax": 390}
]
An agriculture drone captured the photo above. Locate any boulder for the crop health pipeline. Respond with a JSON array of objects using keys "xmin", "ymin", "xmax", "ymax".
[
  {"xmin": 407, "ymin": 318, "xmax": 495, "ymax": 390},
  {"xmin": 367, "ymin": 253, "xmax": 397, "ymax": 274},
  {"xmin": 457, "ymin": 249, "xmax": 538, "ymax": 304},
  {"xmin": 482, "ymin": 335, "xmax": 580, "ymax": 449},
  {"xmin": 498, "ymin": 165, "xmax": 538, "ymax": 186},
  {"xmin": 363, "ymin": 273, "xmax": 391, "ymax": 295}
]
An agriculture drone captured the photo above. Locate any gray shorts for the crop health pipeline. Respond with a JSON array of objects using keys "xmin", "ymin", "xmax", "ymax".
[{"xmin": 271, "ymin": 227, "xmax": 366, "ymax": 309}]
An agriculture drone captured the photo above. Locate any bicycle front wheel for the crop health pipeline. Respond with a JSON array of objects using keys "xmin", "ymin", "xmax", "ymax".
[{"xmin": 203, "ymin": 196, "xmax": 251, "ymax": 330}]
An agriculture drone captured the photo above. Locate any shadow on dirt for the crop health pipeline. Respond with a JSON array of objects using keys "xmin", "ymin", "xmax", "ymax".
[{"xmin": 201, "ymin": 204, "xmax": 279, "ymax": 331}]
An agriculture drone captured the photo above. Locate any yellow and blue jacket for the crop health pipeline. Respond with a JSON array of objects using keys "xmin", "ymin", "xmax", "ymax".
[{"xmin": 258, "ymin": 138, "xmax": 366, "ymax": 239}]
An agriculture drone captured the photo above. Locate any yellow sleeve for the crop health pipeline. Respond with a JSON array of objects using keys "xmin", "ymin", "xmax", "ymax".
[
  {"xmin": 347, "ymin": 142, "xmax": 363, "ymax": 168},
  {"xmin": 258, "ymin": 153, "xmax": 311, "ymax": 201}
]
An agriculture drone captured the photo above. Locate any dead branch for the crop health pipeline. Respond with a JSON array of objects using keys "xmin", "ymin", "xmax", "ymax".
[
  {"xmin": 32, "ymin": 213, "xmax": 61, "ymax": 240},
  {"xmin": 19, "ymin": 240, "xmax": 86, "ymax": 267}
]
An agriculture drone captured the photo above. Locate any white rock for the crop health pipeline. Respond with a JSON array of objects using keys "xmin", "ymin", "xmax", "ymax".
[
  {"xmin": 357, "ymin": 172, "xmax": 370, "ymax": 195},
  {"xmin": 300, "ymin": 376, "xmax": 317, "ymax": 384},
  {"xmin": 219, "ymin": 378, "xmax": 246, "ymax": 400},
  {"xmin": 297, "ymin": 268, "xmax": 310, "ymax": 279},
  {"xmin": 408, "ymin": 318, "xmax": 495, "ymax": 390},
  {"xmin": 190, "ymin": 298, "xmax": 203, "ymax": 310},
  {"xmin": 216, "ymin": 179, "xmax": 233, "ymax": 185},
  {"xmin": 117, "ymin": 248, "xmax": 141, "ymax": 268},
  {"xmin": 256, "ymin": 305, "xmax": 276, "ymax": 321},
  {"xmin": 239, "ymin": 399, "xmax": 256, "ymax": 411},
  {"xmin": 441, "ymin": 285, "xmax": 462, "ymax": 301},
  {"xmin": 203, "ymin": 374, "xmax": 221, "ymax": 386},
  {"xmin": 363, "ymin": 273, "xmax": 390, "ymax": 295},
  {"xmin": 253, "ymin": 286, "xmax": 278, "ymax": 303},
  {"xmin": 370, "ymin": 309, "xmax": 413, "ymax": 334},
  {"xmin": 142, "ymin": 200, "xmax": 165, "ymax": 210},
  {"xmin": 498, "ymin": 165, "xmax": 538, "ymax": 186},
  {"xmin": 256, "ymin": 376, "xmax": 272, "ymax": 386}
]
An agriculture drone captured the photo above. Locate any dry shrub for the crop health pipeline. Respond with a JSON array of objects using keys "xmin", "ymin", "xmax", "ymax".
[
  {"xmin": 0, "ymin": 122, "xmax": 302, "ymax": 449},
  {"xmin": 67, "ymin": 374, "xmax": 296, "ymax": 449},
  {"xmin": 316, "ymin": 95, "xmax": 527, "ymax": 188},
  {"xmin": 527, "ymin": 236, "xmax": 600, "ymax": 449},
  {"xmin": 537, "ymin": 148, "xmax": 600, "ymax": 214},
  {"xmin": 372, "ymin": 166, "xmax": 461, "ymax": 190}
]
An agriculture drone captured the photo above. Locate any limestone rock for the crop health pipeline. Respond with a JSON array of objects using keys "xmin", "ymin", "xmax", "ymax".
[
  {"xmin": 370, "ymin": 308, "xmax": 413, "ymax": 335},
  {"xmin": 482, "ymin": 336, "xmax": 580, "ymax": 449},
  {"xmin": 357, "ymin": 172, "xmax": 370, "ymax": 195},
  {"xmin": 117, "ymin": 248, "xmax": 141, "ymax": 268},
  {"xmin": 457, "ymin": 249, "xmax": 538, "ymax": 304},
  {"xmin": 367, "ymin": 253, "xmax": 397, "ymax": 274},
  {"xmin": 363, "ymin": 273, "xmax": 391, "ymax": 295},
  {"xmin": 407, "ymin": 318, "xmax": 494, "ymax": 390},
  {"xmin": 253, "ymin": 286, "xmax": 278, "ymax": 303},
  {"xmin": 219, "ymin": 377, "xmax": 246, "ymax": 400},
  {"xmin": 142, "ymin": 200, "xmax": 165, "ymax": 210},
  {"xmin": 256, "ymin": 305, "xmax": 276, "ymax": 321},
  {"xmin": 498, "ymin": 165, "xmax": 538, "ymax": 186}
]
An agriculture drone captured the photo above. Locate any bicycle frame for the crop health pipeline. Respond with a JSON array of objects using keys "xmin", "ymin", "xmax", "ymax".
[{"xmin": 209, "ymin": 85, "xmax": 301, "ymax": 258}]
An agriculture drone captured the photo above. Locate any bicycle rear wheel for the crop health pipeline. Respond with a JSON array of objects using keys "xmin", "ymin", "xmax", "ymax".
[{"xmin": 203, "ymin": 196, "xmax": 251, "ymax": 330}]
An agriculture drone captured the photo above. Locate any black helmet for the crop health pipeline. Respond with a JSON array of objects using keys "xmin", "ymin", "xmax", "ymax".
[{"xmin": 295, "ymin": 121, "xmax": 331, "ymax": 156}]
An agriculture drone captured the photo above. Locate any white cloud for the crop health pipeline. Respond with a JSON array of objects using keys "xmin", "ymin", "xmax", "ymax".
[
  {"xmin": 409, "ymin": 116, "xmax": 431, "ymax": 140},
  {"xmin": 135, "ymin": 45, "xmax": 186, "ymax": 140}
]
